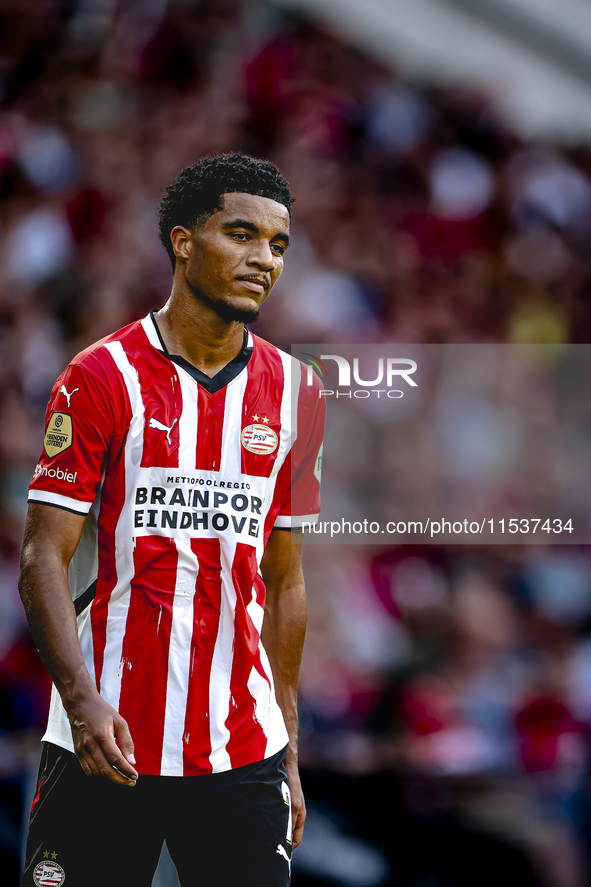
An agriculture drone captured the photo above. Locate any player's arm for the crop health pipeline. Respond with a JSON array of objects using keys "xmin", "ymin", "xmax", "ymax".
[
  {"xmin": 19, "ymin": 503, "xmax": 138, "ymax": 786},
  {"xmin": 260, "ymin": 528, "xmax": 307, "ymax": 849}
]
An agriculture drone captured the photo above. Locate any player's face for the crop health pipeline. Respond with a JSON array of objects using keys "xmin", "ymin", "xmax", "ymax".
[{"xmin": 174, "ymin": 192, "xmax": 290, "ymax": 323}]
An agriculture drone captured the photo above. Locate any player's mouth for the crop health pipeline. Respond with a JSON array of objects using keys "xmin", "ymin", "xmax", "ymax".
[{"xmin": 236, "ymin": 276, "xmax": 269, "ymax": 293}]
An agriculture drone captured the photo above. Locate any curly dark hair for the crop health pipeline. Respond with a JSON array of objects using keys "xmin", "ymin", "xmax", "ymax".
[{"xmin": 158, "ymin": 153, "xmax": 294, "ymax": 271}]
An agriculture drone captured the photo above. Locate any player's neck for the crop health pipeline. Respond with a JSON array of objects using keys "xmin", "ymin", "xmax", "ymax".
[{"xmin": 155, "ymin": 290, "xmax": 247, "ymax": 378}]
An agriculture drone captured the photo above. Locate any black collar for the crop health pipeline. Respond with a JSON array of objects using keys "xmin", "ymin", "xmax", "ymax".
[{"xmin": 150, "ymin": 310, "xmax": 253, "ymax": 394}]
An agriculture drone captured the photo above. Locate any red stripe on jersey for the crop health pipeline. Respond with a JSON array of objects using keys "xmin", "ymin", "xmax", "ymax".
[
  {"xmin": 182, "ymin": 538, "xmax": 223, "ymax": 775},
  {"xmin": 269, "ymin": 367, "xmax": 324, "ymax": 532},
  {"xmin": 290, "ymin": 368, "xmax": 323, "ymax": 516},
  {"xmin": 240, "ymin": 339, "xmax": 285, "ymax": 478},
  {"xmin": 225, "ymin": 543, "xmax": 267, "ymax": 768},
  {"xmin": 195, "ymin": 386, "xmax": 226, "ymax": 471},
  {"xmin": 123, "ymin": 345, "xmax": 182, "ymax": 469},
  {"xmin": 117, "ymin": 535, "xmax": 178, "ymax": 775}
]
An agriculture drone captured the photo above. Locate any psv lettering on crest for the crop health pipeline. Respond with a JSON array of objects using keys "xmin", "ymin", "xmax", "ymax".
[{"xmin": 241, "ymin": 423, "xmax": 278, "ymax": 455}]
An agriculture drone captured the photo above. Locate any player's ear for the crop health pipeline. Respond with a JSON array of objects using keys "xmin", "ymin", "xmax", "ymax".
[{"xmin": 170, "ymin": 226, "xmax": 192, "ymax": 265}]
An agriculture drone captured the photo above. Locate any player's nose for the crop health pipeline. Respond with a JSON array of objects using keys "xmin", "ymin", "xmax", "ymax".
[{"xmin": 246, "ymin": 240, "xmax": 274, "ymax": 270}]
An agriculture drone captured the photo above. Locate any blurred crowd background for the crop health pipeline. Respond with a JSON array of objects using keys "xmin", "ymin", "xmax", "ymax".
[{"xmin": 2, "ymin": 0, "xmax": 591, "ymax": 884}]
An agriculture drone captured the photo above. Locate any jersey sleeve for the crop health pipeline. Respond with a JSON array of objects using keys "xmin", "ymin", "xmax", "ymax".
[
  {"xmin": 28, "ymin": 363, "xmax": 117, "ymax": 515},
  {"xmin": 273, "ymin": 368, "xmax": 325, "ymax": 529}
]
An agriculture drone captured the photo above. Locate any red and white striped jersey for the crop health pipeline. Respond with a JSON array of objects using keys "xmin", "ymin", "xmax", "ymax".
[{"xmin": 28, "ymin": 313, "xmax": 324, "ymax": 776}]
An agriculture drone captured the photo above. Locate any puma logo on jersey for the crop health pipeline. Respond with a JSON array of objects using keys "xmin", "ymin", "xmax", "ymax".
[
  {"xmin": 149, "ymin": 416, "xmax": 178, "ymax": 446},
  {"xmin": 59, "ymin": 384, "xmax": 79, "ymax": 408},
  {"xmin": 276, "ymin": 845, "xmax": 291, "ymax": 872}
]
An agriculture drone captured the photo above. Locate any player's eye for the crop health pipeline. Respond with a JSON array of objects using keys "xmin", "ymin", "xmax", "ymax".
[
  {"xmin": 271, "ymin": 243, "xmax": 285, "ymax": 255},
  {"xmin": 230, "ymin": 232, "xmax": 249, "ymax": 241}
]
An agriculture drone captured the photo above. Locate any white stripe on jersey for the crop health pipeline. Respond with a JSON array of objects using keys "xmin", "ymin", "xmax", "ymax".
[
  {"xmin": 219, "ymin": 365, "xmax": 249, "ymax": 477},
  {"xmin": 207, "ymin": 371, "xmax": 249, "ymax": 772},
  {"xmin": 246, "ymin": 592, "xmax": 272, "ymax": 734},
  {"xmin": 209, "ymin": 537, "xmax": 238, "ymax": 773},
  {"xmin": 75, "ymin": 496, "xmax": 101, "ymax": 687},
  {"xmin": 274, "ymin": 513, "xmax": 320, "ymax": 527},
  {"xmin": 160, "ymin": 370, "xmax": 198, "ymax": 775},
  {"xmin": 141, "ymin": 314, "xmax": 163, "ymax": 350},
  {"xmin": 99, "ymin": 341, "xmax": 145, "ymax": 710},
  {"xmin": 256, "ymin": 640, "xmax": 290, "ymax": 757},
  {"xmin": 160, "ymin": 538, "xmax": 199, "ymax": 775}
]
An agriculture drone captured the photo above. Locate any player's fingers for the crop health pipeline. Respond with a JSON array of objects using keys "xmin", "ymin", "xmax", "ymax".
[
  {"xmin": 94, "ymin": 752, "xmax": 137, "ymax": 785},
  {"xmin": 292, "ymin": 809, "xmax": 306, "ymax": 849},
  {"xmin": 76, "ymin": 753, "xmax": 95, "ymax": 777},
  {"xmin": 114, "ymin": 715, "xmax": 137, "ymax": 768},
  {"xmin": 78, "ymin": 744, "xmax": 114, "ymax": 781},
  {"xmin": 100, "ymin": 722, "xmax": 139, "ymax": 781},
  {"xmin": 89, "ymin": 737, "xmax": 138, "ymax": 785}
]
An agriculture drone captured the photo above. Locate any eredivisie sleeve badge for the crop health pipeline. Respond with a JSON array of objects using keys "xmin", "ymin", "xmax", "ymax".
[{"xmin": 43, "ymin": 412, "xmax": 73, "ymax": 458}]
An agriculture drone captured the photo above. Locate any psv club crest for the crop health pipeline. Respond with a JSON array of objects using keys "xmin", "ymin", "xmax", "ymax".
[
  {"xmin": 33, "ymin": 858, "xmax": 65, "ymax": 886},
  {"xmin": 241, "ymin": 423, "xmax": 278, "ymax": 455}
]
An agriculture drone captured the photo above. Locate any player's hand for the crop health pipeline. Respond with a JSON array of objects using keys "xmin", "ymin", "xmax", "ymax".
[
  {"xmin": 285, "ymin": 754, "xmax": 306, "ymax": 849},
  {"xmin": 65, "ymin": 689, "xmax": 138, "ymax": 785}
]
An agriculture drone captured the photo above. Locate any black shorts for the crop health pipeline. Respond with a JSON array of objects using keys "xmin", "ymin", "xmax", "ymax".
[{"xmin": 23, "ymin": 742, "xmax": 293, "ymax": 887}]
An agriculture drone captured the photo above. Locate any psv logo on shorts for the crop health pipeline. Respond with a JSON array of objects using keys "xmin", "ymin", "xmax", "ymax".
[
  {"xmin": 241, "ymin": 424, "xmax": 278, "ymax": 455},
  {"xmin": 33, "ymin": 859, "xmax": 66, "ymax": 886}
]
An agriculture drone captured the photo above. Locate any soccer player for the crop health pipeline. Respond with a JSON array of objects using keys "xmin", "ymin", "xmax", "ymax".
[{"xmin": 19, "ymin": 153, "xmax": 324, "ymax": 887}]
